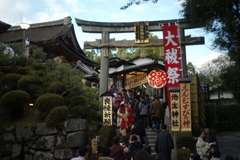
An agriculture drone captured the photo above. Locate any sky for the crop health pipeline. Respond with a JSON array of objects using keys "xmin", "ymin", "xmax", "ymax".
[{"xmin": 0, "ymin": 0, "xmax": 222, "ymax": 69}]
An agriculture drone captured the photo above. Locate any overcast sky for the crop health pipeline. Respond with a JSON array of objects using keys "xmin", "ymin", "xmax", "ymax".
[{"xmin": 0, "ymin": 0, "xmax": 222, "ymax": 68}]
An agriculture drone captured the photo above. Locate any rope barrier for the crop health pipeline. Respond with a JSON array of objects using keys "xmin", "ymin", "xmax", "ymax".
[{"xmin": 84, "ymin": 38, "xmax": 201, "ymax": 48}]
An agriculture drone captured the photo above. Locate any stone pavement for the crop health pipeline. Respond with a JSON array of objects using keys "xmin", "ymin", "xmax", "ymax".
[{"xmin": 216, "ymin": 131, "xmax": 240, "ymax": 160}]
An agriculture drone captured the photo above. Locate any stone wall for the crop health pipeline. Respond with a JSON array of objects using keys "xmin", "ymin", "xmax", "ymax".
[{"xmin": 0, "ymin": 118, "xmax": 88, "ymax": 160}]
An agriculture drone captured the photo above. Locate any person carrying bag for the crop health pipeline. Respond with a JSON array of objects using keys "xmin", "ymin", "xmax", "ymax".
[{"xmin": 149, "ymin": 96, "xmax": 164, "ymax": 131}]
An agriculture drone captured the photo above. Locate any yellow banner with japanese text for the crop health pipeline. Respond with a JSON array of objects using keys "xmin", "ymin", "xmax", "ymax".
[
  {"xmin": 180, "ymin": 83, "xmax": 192, "ymax": 131},
  {"xmin": 170, "ymin": 92, "xmax": 181, "ymax": 132},
  {"xmin": 102, "ymin": 96, "xmax": 112, "ymax": 126}
]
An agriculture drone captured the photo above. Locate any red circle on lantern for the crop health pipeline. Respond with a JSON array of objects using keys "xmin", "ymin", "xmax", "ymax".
[{"xmin": 147, "ymin": 70, "xmax": 167, "ymax": 88}]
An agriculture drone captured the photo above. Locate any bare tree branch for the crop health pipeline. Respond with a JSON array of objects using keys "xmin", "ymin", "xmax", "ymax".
[{"xmin": 120, "ymin": 0, "xmax": 159, "ymax": 10}]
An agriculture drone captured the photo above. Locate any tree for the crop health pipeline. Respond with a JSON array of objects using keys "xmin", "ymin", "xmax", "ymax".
[
  {"xmin": 180, "ymin": 0, "xmax": 240, "ymax": 103},
  {"xmin": 198, "ymin": 54, "xmax": 232, "ymax": 103},
  {"xmin": 120, "ymin": 0, "xmax": 158, "ymax": 10},
  {"xmin": 187, "ymin": 62, "xmax": 196, "ymax": 75},
  {"xmin": 132, "ymin": 34, "xmax": 164, "ymax": 59}
]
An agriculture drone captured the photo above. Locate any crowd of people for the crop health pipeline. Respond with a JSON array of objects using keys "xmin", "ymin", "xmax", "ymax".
[
  {"xmin": 70, "ymin": 85, "xmax": 239, "ymax": 160},
  {"xmin": 110, "ymin": 84, "xmax": 167, "ymax": 136},
  {"xmin": 70, "ymin": 124, "xmax": 174, "ymax": 160}
]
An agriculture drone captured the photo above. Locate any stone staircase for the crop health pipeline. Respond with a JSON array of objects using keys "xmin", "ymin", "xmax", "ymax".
[{"xmin": 145, "ymin": 128, "xmax": 158, "ymax": 155}]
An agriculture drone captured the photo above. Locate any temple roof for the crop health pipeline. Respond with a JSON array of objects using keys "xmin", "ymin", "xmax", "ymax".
[
  {"xmin": 0, "ymin": 21, "xmax": 11, "ymax": 34},
  {"xmin": 0, "ymin": 17, "xmax": 98, "ymax": 67}
]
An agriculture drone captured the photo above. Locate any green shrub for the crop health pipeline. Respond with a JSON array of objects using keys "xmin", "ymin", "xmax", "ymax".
[
  {"xmin": 1, "ymin": 66, "xmax": 14, "ymax": 74},
  {"xmin": 45, "ymin": 106, "xmax": 69, "ymax": 126},
  {"xmin": 16, "ymin": 67, "xmax": 30, "ymax": 75},
  {"xmin": 69, "ymin": 106, "xmax": 85, "ymax": 118},
  {"xmin": 205, "ymin": 103, "xmax": 216, "ymax": 128},
  {"xmin": 1, "ymin": 73, "xmax": 22, "ymax": 90},
  {"xmin": 97, "ymin": 126, "xmax": 116, "ymax": 148},
  {"xmin": 0, "ymin": 71, "xmax": 5, "ymax": 79},
  {"xmin": 0, "ymin": 90, "xmax": 30, "ymax": 117},
  {"xmin": 177, "ymin": 148, "xmax": 191, "ymax": 160},
  {"xmin": 47, "ymin": 81, "xmax": 66, "ymax": 94},
  {"xmin": 17, "ymin": 75, "xmax": 42, "ymax": 98},
  {"xmin": 35, "ymin": 94, "xmax": 65, "ymax": 119},
  {"xmin": 176, "ymin": 132, "xmax": 195, "ymax": 150},
  {"xmin": 69, "ymin": 95, "xmax": 91, "ymax": 107},
  {"xmin": 216, "ymin": 104, "xmax": 240, "ymax": 131},
  {"xmin": 70, "ymin": 105, "xmax": 101, "ymax": 121}
]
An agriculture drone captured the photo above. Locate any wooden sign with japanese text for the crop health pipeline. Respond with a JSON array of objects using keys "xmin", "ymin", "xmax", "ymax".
[
  {"xmin": 124, "ymin": 73, "xmax": 147, "ymax": 90},
  {"xmin": 170, "ymin": 92, "xmax": 181, "ymax": 131},
  {"xmin": 134, "ymin": 21, "xmax": 149, "ymax": 43},
  {"xmin": 102, "ymin": 96, "xmax": 112, "ymax": 126},
  {"xmin": 91, "ymin": 138, "xmax": 98, "ymax": 154},
  {"xmin": 163, "ymin": 24, "xmax": 182, "ymax": 112},
  {"xmin": 180, "ymin": 83, "xmax": 192, "ymax": 131}
]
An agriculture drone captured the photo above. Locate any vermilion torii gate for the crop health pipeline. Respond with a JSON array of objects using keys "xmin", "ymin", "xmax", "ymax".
[{"xmin": 75, "ymin": 18, "xmax": 204, "ymax": 98}]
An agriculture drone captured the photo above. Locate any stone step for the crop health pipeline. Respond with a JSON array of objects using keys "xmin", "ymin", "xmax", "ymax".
[{"xmin": 145, "ymin": 128, "xmax": 158, "ymax": 155}]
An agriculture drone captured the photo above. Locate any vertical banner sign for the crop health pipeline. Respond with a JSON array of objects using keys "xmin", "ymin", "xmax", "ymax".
[
  {"xmin": 162, "ymin": 24, "xmax": 182, "ymax": 113},
  {"xmin": 170, "ymin": 92, "xmax": 181, "ymax": 131},
  {"xmin": 102, "ymin": 96, "xmax": 112, "ymax": 126},
  {"xmin": 180, "ymin": 83, "xmax": 192, "ymax": 131}
]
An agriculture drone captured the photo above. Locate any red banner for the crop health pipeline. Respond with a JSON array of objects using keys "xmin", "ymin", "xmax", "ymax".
[{"xmin": 162, "ymin": 24, "xmax": 182, "ymax": 113}]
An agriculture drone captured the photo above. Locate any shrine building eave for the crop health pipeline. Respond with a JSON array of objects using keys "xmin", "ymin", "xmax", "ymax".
[{"xmin": 109, "ymin": 61, "xmax": 165, "ymax": 77}]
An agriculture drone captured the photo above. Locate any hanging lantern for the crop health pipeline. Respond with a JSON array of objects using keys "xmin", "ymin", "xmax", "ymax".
[{"xmin": 147, "ymin": 70, "xmax": 167, "ymax": 88}]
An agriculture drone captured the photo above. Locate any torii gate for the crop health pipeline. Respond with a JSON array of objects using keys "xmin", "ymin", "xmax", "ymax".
[{"xmin": 75, "ymin": 18, "xmax": 204, "ymax": 98}]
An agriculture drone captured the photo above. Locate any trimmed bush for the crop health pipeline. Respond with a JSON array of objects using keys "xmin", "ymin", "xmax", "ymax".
[
  {"xmin": 1, "ymin": 73, "xmax": 22, "ymax": 90},
  {"xmin": 47, "ymin": 81, "xmax": 66, "ymax": 94},
  {"xmin": 45, "ymin": 106, "xmax": 69, "ymax": 126},
  {"xmin": 98, "ymin": 126, "xmax": 116, "ymax": 148},
  {"xmin": 176, "ymin": 132, "xmax": 195, "ymax": 150},
  {"xmin": 30, "ymin": 62, "xmax": 46, "ymax": 76},
  {"xmin": 35, "ymin": 93, "xmax": 65, "ymax": 119},
  {"xmin": 70, "ymin": 95, "xmax": 91, "ymax": 107},
  {"xmin": 17, "ymin": 75, "xmax": 42, "ymax": 98},
  {"xmin": 16, "ymin": 67, "xmax": 30, "ymax": 75},
  {"xmin": 69, "ymin": 106, "xmax": 85, "ymax": 118},
  {"xmin": 70, "ymin": 105, "xmax": 102, "ymax": 122},
  {"xmin": 1, "ymin": 66, "xmax": 15, "ymax": 74},
  {"xmin": 0, "ymin": 71, "xmax": 5, "ymax": 79},
  {"xmin": 0, "ymin": 90, "xmax": 30, "ymax": 117},
  {"xmin": 177, "ymin": 148, "xmax": 191, "ymax": 160}
]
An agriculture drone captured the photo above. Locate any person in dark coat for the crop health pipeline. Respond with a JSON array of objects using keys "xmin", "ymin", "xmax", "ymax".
[
  {"xmin": 203, "ymin": 127, "xmax": 219, "ymax": 160},
  {"xmin": 128, "ymin": 135, "xmax": 143, "ymax": 153},
  {"xmin": 150, "ymin": 96, "xmax": 165, "ymax": 131},
  {"xmin": 155, "ymin": 124, "xmax": 174, "ymax": 160},
  {"xmin": 134, "ymin": 150, "xmax": 156, "ymax": 160},
  {"xmin": 133, "ymin": 96, "xmax": 141, "ymax": 121},
  {"xmin": 145, "ymin": 94, "xmax": 152, "ymax": 129},
  {"xmin": 110, "ymin": 137, "xmax": 124, "ymax": 160},
  {"xmin": 138, "ymin": 96, "xmax": 149, "ymax": 128}
]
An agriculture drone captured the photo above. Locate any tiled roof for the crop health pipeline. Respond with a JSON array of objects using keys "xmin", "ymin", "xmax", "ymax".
[
  {"xmin": 0, "ymin": 17, "xmax": 72, "ymax": 44},
  {"xmin": 0, "ymin": 21, "xmax": 11, "ymax": 34},
  {"xmin": 0, "ymin": 17, "xmax": 99, "ymax": 67}
]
